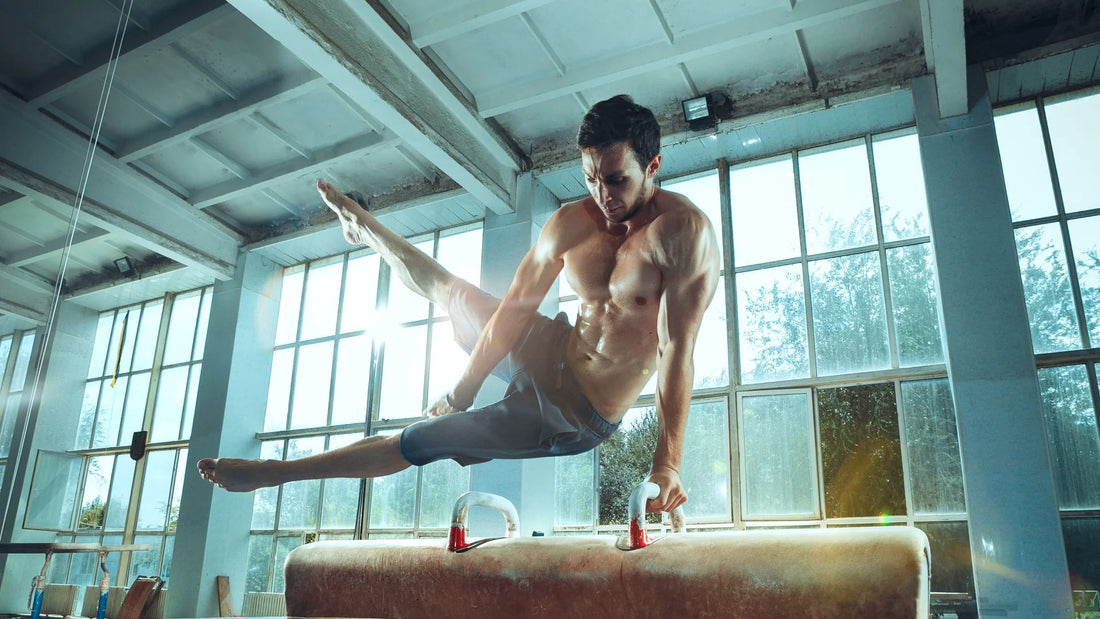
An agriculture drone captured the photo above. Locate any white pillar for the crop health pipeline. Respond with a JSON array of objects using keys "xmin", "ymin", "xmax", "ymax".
[
  {"xmin": 468, "ymin": 172, "xmax": 560, "ymax": 538},
  {"xmin": 913, "ymin": 69, "xmax": 1073, "ymax": 617},
  {"xmin": 167, "ymin": 251, "xmax": 282, "ymax": 618}
]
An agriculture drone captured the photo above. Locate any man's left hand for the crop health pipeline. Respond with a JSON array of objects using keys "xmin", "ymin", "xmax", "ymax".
[{"xmin": 645, "ymin": 464, "xmax": 687, "ymax": 513}]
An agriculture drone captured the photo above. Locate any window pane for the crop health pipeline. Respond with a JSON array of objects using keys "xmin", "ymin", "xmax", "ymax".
[
  {"xmin": 104, "ymin": 455, "xmax": 136, "ymax": 531},
  {"xmin": 76, "ymin": 381, "xmax": 100, "ymax": 449},
  {"xmin": 901, "ymin": 379, "xmax": 965, "ymax": 514},
  {"xmin": 810, "ymin": 252, "xmax": 891, "ymax": 375},
  {"xmin": 163, "ymin": 292, "xmax": 200, "ymax": 365},
  {"xmin": 278, "ymin": 437, "xmax": 323, "ymax": 529},
  {"xmin": 369, "ymin": 431, "xmax": 416, "ymax": 529},
  {"xmin": 1038, "ymin": 365, "xmax": 1100, "ymax": 509},
  {"xmin": 994, "ymin": 106, "xmax": 1058, "ymax": 221},
  {"xmin": 740, "ymin": 392, "xmax": 816, "ymax": 518},
  {"xmin": 730, "ymin": 158, "xmax": 799, "ymax": 266},
  {"xmin": 419, "ymin": 458, "xmax": 470, "ymax": 528},
  {"xmin": 251, "ymin": 442, "xmax": 282, "ymax": 530},
  {"xmin": 272, "ymin": 536, "xmax": 301, "ymax": 593},
  {"xmin": 819, "ymin": 383, "xmax": 905, "ymax": 519},
  {"xmin": 113, "ymin": 309, "xmax": 138, "ymax": 376},
  {"xmin": 1063, "ymin": 518, "xmax": 1100, "ymax": 592},
  {"xmin": 340, "ymin": 253, "xmax": 380, "ymax": 334},
  {"xmin": 321, "ymin": 435, "xmax": 362, "ymax": 530},
  {"xmin": 137, "ymin": 451, "xmax": 175, "ymax": 530},
  {"xmin": 737, "ymin": 265, "xmax": 809, "ymax": 383},
  {"xmin": 129, "ymin": 534, "xmax": 163, "ymax": 583},
  {"xmin": 331, "ymin": 334, "xmax": 372, "ymax": 426},
  {"xmin": 681, "ymin": 398, "xmax": 730, "ymax": 521},
  {"xmin": 12, "ymin": 331, "xmax": 36, "ymax": 391},
  {"xmin": 873, "ymin": 133, "xmax": 930, "ymax": 242},
  {"xmin": 916, "ymin": 521, "xmax": 973, "ymax": 594},
  {"xmin": 1045, "ymin": 92, "xmax": 1100, "ymax": 214},
  {"xmin": 88, "ymin": 314, "xmax": 114, "ymax": 378},
  {"xmin": 132, "ymin": 302, "xmax": 163, "ymax": 371},
  {"xmin": 290, "ymin": 341, "xmax": 334, "ymax": 429},
  {"xmin": 92, "ymin": 377, "xmax": 126, "ymax": 448},
  {"xmin": 169, "ymin": 449, "xmax": 187, "ymax": 531},
  {"xmin": 384, "ymin": 239, "xmax": 433, "ymax": 323},
  {"xmin": 193, "ymin": 289, "xmax": 212, "ymax": 361},
  {"xmin": 1015, "ymin": 224, "xmax": 1082, "ymax": 353},
  {"xmin": 426, "ymin": 321, "xmax": 466, "ymax": 407},
  {"xmin": 151, "ymin": 366, "xmax": 187, "ymax": 443},
  {"xmin": 694, "ymin": 276, "xmax": 729, "ymax": 389},
  {"xmin": 121, "ymin": 372, "xmax": 150, "ymax": 442},
  {"xmin": 246, "ymin": 534, "xmax": 274, "ymax": 592},
  {"xmin": 598, "ymin": 407, "xmax": 656, "ymax": 526},
  {"xmin": 181, "ymin": 365, "xmax": 200, "ymax": 439},
  {"xmin": 800, "ymin": 142, "xmax": 876, "ymax": 254},
  {"xmin": 666, "ymin": 172, "xmax": 724, "ymax": 262},
  {"xmin": 79, "ymin": 456, "xmax": 113, "ymax": 530},
  {"xmin": 887, "ymin": 243, "xmax": 944, "ymax": 366},
  {"xmin": 378, "ymin": 325, "xmax": 427, "ymax": 419},
  {"xmin": 0, "ymin": 396, "xmax": 19, "ymax": 458},
  {"xmin": 161, "ymin": 536, "xmax": 175, "ymax": 582},
  {"xmin": 264, "ymin": 349, "xmax": 293, "ymax": 432},
  {"xmin": 436, "ymin": 229, "xmax": 484, "ymax": 293},
  {"xmin": 1069, "ymin": 217, "xmax": 1100, "ymax": 346},
  {"xmin": 300, "ymin": 258, "xmax": 343, "ymax": 341},
  {"xmin": 555, "ymin": 452, "xmax": 594, "ymax": 527},
  {"xmin": 275, "ymin": 267, "xmax": 304, "ymax": 345}
]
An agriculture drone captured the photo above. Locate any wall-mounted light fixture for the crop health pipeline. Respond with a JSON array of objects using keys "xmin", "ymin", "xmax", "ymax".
[
  {"xmin": 114, "ymin": 256, "xmax": 133, "ymax": 274},
  {"xmin": 682, "ymin": 94, "xmax": 715, "ymax": 131}
]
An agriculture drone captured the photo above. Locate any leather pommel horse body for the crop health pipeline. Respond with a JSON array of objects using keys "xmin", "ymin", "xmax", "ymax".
[{"xmin": 283, "ymin": 488, "xmax": 930, "ymax": 619}]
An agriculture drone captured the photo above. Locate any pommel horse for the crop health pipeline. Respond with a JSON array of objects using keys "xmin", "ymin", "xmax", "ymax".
[{"xmin": 284, "ymin": 483, "xmax": 930, "ymax": 618}]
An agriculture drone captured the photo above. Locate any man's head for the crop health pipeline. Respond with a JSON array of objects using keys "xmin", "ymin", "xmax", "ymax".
[
  {"xmin": 577, "ymin": 94, "xmax": 661, "ymax": 168},
  {"xmin": 577, "ymin": 95, "xmax": 663, "ymax": 223}
]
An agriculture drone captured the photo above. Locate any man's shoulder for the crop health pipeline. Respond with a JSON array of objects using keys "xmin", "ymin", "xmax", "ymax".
[{"xmin": 651, "ymin": 189, "xmax": 713, "ymax": 232}]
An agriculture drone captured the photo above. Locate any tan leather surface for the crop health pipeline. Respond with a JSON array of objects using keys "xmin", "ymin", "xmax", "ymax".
[{"xmin": 284, "ymin": 527, "xmax": 929, "ymax": 619}]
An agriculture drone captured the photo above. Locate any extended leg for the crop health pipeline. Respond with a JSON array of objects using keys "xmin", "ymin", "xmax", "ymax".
[
  {"xmin": 318, "ymin": 180, "xmax": 454, "ymax": 306},
  {"xmin": 197, "ymin": 434, "xmax": 409, "ymax": 492}
]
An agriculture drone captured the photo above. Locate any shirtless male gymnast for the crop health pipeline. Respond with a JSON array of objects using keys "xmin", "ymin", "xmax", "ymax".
[{"xmin": 198, "ymin": 94, "xmax": 720, "ymax": 514}]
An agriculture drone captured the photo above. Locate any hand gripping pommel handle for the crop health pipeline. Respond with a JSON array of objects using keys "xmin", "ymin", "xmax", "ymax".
[{"xmin": 627, "ymin": 481, "xmax": 686, "ymax": 549}]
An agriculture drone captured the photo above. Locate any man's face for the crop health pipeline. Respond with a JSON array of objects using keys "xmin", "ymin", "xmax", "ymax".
[{"xmin": 581, "ymin": 142, "xmax": 659, "ymax": 224}]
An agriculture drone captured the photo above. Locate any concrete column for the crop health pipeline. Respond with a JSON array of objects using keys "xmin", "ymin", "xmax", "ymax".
[
  {"xmin": 0, "ymin": 302, "xmax": 98, "ymax": 613},
  {"xmin": 166, "ymin": 251, "xmax": 282, "ymax": 618},
  {"xmin": 913, "ymin": 69, "xmax": 1073, "ymax": 617},
  {"xmin": 468, "ymin": 172, "xmax": 560, "ymax": 537}
]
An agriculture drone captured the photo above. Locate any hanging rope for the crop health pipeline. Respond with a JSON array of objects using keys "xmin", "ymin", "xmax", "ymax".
[{"xmin": 0, "ymin": 0, "xmax": 137, "ymax": 535}]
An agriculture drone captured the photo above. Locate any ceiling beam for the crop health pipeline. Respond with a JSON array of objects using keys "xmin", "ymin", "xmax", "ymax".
[
  {"xmin": 476, "ymin": 0, "xmax": 900, "ymax": 117},
  {"xmin": 116, "ymin": 74, "xmax": 326, "ymax": 163},
  {"xmin": 0, "ymin": 296, "xmax": 47, "ymax": 325},
  {"xmin": 409, "ymin": 0, "xmax": 556, "ymax": 48},
  {"xmin": 229, "ymin": 0, "xmax": 522, "ymax": 214},
  {"xmin": 0, "ymin": 263, "xmax": 56, "ymax": 295},
  {"xmin": 0, "ymin": 159, "xmax": 235, "ymax": 282},
  {"xmin": 919, "ymin": 0, "xmax": 968, "ymax": 118},
  {"xmin": 191, "ymin": 131, "xmax": 403, "ymax": 209},
  {"xmin": 25, "ymin": 1, "xmax": 231, "ymax": 108},
  {"xmin": 5, "ymin": 229, "xmax": 112, "ymax": 267}
]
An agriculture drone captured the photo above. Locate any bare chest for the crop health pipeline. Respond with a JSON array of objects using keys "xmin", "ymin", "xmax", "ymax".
[{"xmin": 562, "ymin": 230, "xmax": 662, "ymax": 310}]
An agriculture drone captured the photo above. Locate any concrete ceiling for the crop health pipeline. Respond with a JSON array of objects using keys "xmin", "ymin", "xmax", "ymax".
[{"xmin": 0, "ymin": 0, "xmax": 1098, "ymax": 333}]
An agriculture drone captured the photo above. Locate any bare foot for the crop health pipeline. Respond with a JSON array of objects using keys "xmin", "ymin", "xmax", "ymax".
[
  {"xmin": 197, "ymin": 457, "xmax": 278, "ymax": 492},
  {"xmin": 317, "ymin": 180, "xmax": 370, "ymax": 246}
]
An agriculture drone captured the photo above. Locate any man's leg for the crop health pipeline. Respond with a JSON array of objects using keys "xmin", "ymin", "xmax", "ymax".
[
  {"xmin": 317, "ymin": 179, "xmax": 454, "ymax": 306},
  {"xmin": 196, "ymin": 434, "xmax": 409, "ymax": 492}
]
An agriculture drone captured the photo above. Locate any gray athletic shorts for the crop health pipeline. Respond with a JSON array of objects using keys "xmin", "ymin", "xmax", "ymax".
[{"xmin": 400, "ymin": 280, "xmax": 619, "ymax": 467}]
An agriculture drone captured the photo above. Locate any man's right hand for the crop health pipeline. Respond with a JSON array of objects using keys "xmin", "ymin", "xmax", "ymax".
[{"xmin": 424, "ymin": 392, "xmax": 465, "ymax": 417}]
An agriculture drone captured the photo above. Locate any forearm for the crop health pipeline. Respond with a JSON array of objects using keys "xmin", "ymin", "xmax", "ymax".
[
  {"xmin": 451, "ymin": 301, "xmax": 535, "ymax": 406},
  {"xmin": 652, "ymin": 348, "xmax": 694, "ymax": 471}
]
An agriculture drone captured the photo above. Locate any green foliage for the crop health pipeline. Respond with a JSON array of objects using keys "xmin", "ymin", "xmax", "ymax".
[
  {"xmin": 78, "ymin": 498, "xmax": 106, "ymax": 530},
  {"xmin": 598, "ymin": 408, "xmax": 658, "ymax": 525}
]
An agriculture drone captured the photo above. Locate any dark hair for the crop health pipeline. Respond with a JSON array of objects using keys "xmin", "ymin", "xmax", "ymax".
[{"xmin": 577, "ymin": 95, "xmax": 661, "ymax": 167}]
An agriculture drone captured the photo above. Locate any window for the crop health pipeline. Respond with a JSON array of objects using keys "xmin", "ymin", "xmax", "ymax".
[
  {"xmin": 552, "ymin": 127, "xmax": 969, "ymax": 591},
  {"xmin": 996, "ymin": 87, "xmax": 1100, "ymax": 599},
  {"xmin": 0, "ymin": 330, "xmax": 38, "ymax": 486},
  {"xmin": 39, "ymin": 288, "xmax": 210, "ymax": 588},
  {"xmin": 248, "ymin": 226, "xmax": 480, "ymax": 592}
]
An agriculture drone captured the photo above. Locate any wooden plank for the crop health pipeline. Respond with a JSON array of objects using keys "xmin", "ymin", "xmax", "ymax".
[{"xmin": 216, "ymin": 575, "xmax": 233, "ymax": 617}]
